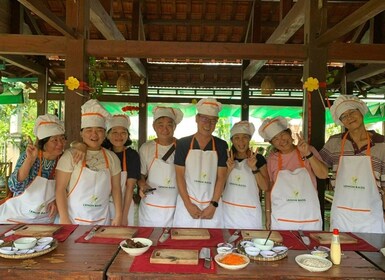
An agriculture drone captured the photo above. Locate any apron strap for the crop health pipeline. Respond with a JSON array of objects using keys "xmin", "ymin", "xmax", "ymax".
[
  {"xmin": 340, "ymin": 131, "xmax": 371, "ymax": 156},
  {"xmin": 122, "ymin": 148, "xmax": 127, "ymax": 172},
  {"xmin": 190, "ymin": 136, "xmax": 216, "ymax": 151},
  {"xmin": 276, "ymin": 148, "xmax": 304, "ymax": 181}
]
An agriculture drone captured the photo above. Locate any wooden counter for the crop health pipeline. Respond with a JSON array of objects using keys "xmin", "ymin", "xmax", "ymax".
[{"xmin": 0, "ymin": 225, "xmax": 120, "ymax": 280}]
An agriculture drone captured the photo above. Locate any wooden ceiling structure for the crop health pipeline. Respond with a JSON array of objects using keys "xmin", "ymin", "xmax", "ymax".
[{"xmin": 0, "ymin": 0, "xmax": 385, "ymax": 146}]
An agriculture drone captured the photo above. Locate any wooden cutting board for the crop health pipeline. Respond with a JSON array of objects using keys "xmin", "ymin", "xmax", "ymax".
[
  {"xmin": 93, "ymin": 227, "xmax": 137, "ymax": 239},
  {"xmin": 150, "ymin": 249, "xmax": 199, "ymax": 265},
  {"xmin": 241, "ymin": 230, "xmax": 283, "ymax": 243},
  {"xmin": 171, "ymin": 228, "xmax": 210, "ymax": 240},
  {"xmin": 15, "ymin": 225, "xmax": 62, "ymax": 237},
  {"xmin": 310, "ymin": 232, "xmax": 358, "ymax": 244}
]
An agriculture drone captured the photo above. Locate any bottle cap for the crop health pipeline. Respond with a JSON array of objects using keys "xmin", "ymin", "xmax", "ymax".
[{"xmin": 333, "ymin": 228, "xmax": 339, "ymax": 235}]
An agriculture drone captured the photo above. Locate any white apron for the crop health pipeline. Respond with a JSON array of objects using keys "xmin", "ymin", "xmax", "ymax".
[
  {"xmin": 331, "ymin": 133, "xmax": 385, "ymax": 233},
  {"xmin": 222, "ymin": 160, "xmax": 262, "ymax": 229},
  {"xmin": 0, "ymin": 153, "xmax": 56, "ymax": 224},
  {"xmin": 109, "ymin": 150, "xmax": 135, "ymax": 225},
  {"xmin": 173, "ymin": 136, "xmax": 223, "ymax": 228},
  {"xmin": 270, "ymin": 149, "xmax": 322, "ymax": 230},
  {"xmin": 139, "ymin": 143, "xmax": 178, "ymax": 227},
  {"xmin": 67, "ymin": 149, "xmax": 111, "ymax": 225}
]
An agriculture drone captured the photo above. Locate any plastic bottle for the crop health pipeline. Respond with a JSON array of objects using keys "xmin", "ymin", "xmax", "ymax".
[{"xmin": 330, "ymin": 228, "xmax": 341, "ymax": 265}]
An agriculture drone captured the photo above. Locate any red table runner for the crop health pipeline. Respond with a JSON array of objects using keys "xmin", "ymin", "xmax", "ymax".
[
  {"xmin": 129, "ymin": 247, "xmax": 216, "ymax": 274},
  {"xmin": 75, "ymin": 227, "xmax": 153, "ymax": 244},
  {"xmin": 157, "ymin": 228, "xmax": 224, "ymax": 248},
  {"xmin": 278, "ymin": 231, "xmax": 378, "ymax": 252},
  {"xmin": 2, "ymin": 224, "xmax": 78, "ymax": 242}
]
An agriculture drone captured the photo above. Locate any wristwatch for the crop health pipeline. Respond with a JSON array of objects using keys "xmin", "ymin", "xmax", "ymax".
[{"xmin": 210, "ymin": 201, "xmax": 219, "ymax": 208}]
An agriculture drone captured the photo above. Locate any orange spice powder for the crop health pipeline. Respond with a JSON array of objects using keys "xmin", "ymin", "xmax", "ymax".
[{"xmin": 220, "ymin": 253, "xmax": 246, "ymax": 265}]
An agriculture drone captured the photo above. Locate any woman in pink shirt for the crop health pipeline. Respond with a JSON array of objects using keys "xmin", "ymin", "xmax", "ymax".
[{"xmin": 258, "ymin": 116, "xmax": 328, "ymax": 230}]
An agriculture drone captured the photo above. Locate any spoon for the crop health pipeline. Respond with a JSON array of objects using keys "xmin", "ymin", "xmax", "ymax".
[{"xmin": 264, "ymin": 230, "xmax": 272, "ymax": 245}]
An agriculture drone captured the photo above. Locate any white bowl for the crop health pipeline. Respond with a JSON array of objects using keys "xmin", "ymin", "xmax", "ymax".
[
  {"xmin": 245, "ymin": 246, "xmax": 260, "ymax": 256},
  {"xmin": 214, "ymin": 252, "xmax": 250, "ymax": 270},
  {"xmin": 0, "ymin": 247, "xmax": 18, "ymax": 255},
  {"xmin": 120, "ymin": 238, "xmax": 152, "ymax": 256},
  {"xmin": 311, "ymin": 250, "xmax": 328, "ymax": 258},
  {"xmin": 217, "ymin": 246, "xmax": 233, "ymax": 254},
  {"xmin": 260, "ymin": 250, "xmax": 277, "ymax": 258},
  {"xmin": 252, "ymin": 238, "xmax": 274, "ymax": 251},
  {"xmin": 240, "ymin": 240, "xmax": 254, "ymax": 248},
  {"xmin": 295, "ymin": 254, "xmax": 332, "ymax": 272},
  {"xmin": 272, "ymin": 246, "xmax": 288, "ymax": 254},
  {"xmin": 14, "ymin": 237, "xmax": 37, "ymax": 250},
  {"xmin": 37, "ymin": 237, "xmax": 54, "ymax": 245}
]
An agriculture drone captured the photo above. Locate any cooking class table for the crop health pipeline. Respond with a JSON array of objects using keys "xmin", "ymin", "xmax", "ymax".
[
  {"xmin": 355, "ymin": 232, "xmax": 385, "ymax": 273},
  {"xmin": 0, "ymin": 224, "xmax": 121, "ymax": 280},
  {"xmin": 106, "ymin": 228, "xmax": 385, "ymax": 280}
]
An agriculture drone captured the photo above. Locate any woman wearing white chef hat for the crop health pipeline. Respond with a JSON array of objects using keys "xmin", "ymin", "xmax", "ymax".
[
  {"xmin": 222, "ymin": 121, "xmax": 269, "ymax": 229},
  {"xmin": 138, "ymin": 106, "xmax": 183, "ymax": 227},
  {"xmin": 259, "ymin": 116, "xmax": 328, "ymax": 231},
  {"xmin": 103, "ymin": 114, "xmax": 140, "ymax": 226},
  {"xmin": 1, "ymin": 114, "xmax": 68, "ymax": 224},
  {"xmin": 173, "ymin": 98, "xmax": 228, "ymax": 228},
  {"xmin": 56, "ymin": 100, "xmax": 123, "ymax": 226},
  {"xmin": 320, "ymin": 95, "xmax": 385, "ymax": 233}
]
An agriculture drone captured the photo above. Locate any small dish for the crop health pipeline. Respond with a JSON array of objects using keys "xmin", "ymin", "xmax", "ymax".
[
  {"xmin": 380, "ymin": 248, "xmax": 385, "ymax": 257},
  {"xmin": 311, "ymin": 250, "xmax": 328, "ymax": 258},
  {"xmin": 34, "ymin": 244, "xmax": 52, "ymax": 252},
  {"xmin": 16, "ymin": 249, "xmax": 35, "ymax": 255},
  {"xmin": 120, "ymin": 238, "xmax": 152, "ymax": 256},
  {"xmin": 38, "ymin": 237, "xmax": 54, "ymax": 245},
  {"xmin": 272, "ymin": 246, "xmax": 288, "ymax": 254},
  {"xmin": 260, "ymin": 250, "xmax": 277, "ymax": 258},
  {"xmin": 313, "ymin": 245, "xmax": 330, "ymax": 252},
  {"xmin": 240, "ymin": 240, "xmax": 254, "ymax": 248},
  {"xmin": 295, "ymin": 254, "xmax": 332, "ymax": 272},
  {"xmin": 14, "ymin": 237, "xmax": 37, "ymax": 250},
  {"xmin": 214, "ymin": 252, "xmax": 250, "ymax": 270},
  {"xmin": 0, "ymin": 247, "xmax": 18, "ymax": 255},
  {"xmin": 253, "ymin": 238, "xmax": 274, "ymax": 251},
  {"xmin": 245, "ymin": 246, "xmax": 260, "ymax": 256},
  {"xmin": 217, "ymin": 246, "xmax": 233, "ymax": 254}
]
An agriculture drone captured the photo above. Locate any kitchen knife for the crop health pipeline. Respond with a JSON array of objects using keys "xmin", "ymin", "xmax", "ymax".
[
  {"xmin": 227, "ymin": 229, "xmax": 240, "ymax": 243},
  {"xmin": 199, "ymin": 247, "xmax": 211, "ymax": 269},
  {"xmin": 84, "ymin": 225, "xmax": 100, "ymax": 240},
  {"xmin": 298, "ymin": 230, "xmax": 311, "ymax": 246},
  {"xmin": 158, "ymin": 227, "xmax": 171, "ymax": 243},
  {"xmin": 1, "ymin": 224, "xmax": 25, "ymax": 238}
]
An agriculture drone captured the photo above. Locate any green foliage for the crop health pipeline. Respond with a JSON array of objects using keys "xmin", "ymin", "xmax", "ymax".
[{"xmin": 88, "ymin": 57, "xmax": 109, "ymax": 98}]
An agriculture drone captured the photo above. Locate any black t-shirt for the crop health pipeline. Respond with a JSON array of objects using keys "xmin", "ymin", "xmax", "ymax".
[
  {"xmin": 174, "ymin": 135, "xmax": 228, "ymax": 167},
  {"xmin": 235, "ymin": 153, "xmax": 267, "ymax": 169},
  {"xmin": 115, "ymin": 147, "xmax": 141, "ymax": 180}
]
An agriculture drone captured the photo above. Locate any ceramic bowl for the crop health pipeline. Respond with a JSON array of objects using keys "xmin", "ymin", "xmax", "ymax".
[
  {"xmin": 214, "ymin": 252, "xmax": 250, "ymax": 270},
  {"xmin": 120, "ymin": 238, "xmax": 152, "ymax": 256},
  {"xmin": 37, "ymin": 237, "xmax": 54, "ymax": 245},
  {"xmin": 0, "ymin": 247, "xmax": 18, "ymax": 255},
  {"xmin": 252, "ymin": 238, "xmax": 274, "ymax": 251},
  {"xmin": 245, "ymin": 246, "xmax": 260, "ymax": 256},
  {"xmin": 240, "ymin": 240, "xmax": 254, "ymax": 248},
  {"xmin": 295, "ymin": 254, "xmax": 332, "ymax": 272},
  {"xmin": 311, "ymin": 250, "xmax": 328, "ymax": 258},
  {"xmin": 14, "ymin": 237, "xmax": 37, "ymax": 250}
]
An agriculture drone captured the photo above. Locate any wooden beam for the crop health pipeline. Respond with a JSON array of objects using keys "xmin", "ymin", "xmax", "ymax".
[
  {"xmin": 328, "ymin": 42, "xmax": 385, "ymax": 63},
  {"xmin": 87, "ymin": 40, "xmax": 306, "ymax": 60},
  {"xmin": 89, "ymin": 0, "xmax": 146, "ymax": 78},
  {"xmin": 243, "ymin": 0, "xmax": 306, "ymax": 80},
  {"xmin": 315, "ymin": 0, "xmax": 385, "ymax": 46},
  {"xmin": 346, "ymin": 64, "xmax": 385, "ymax": 82},
  {"xmin": 17, "ymin": 0, "xmax": 77, "ymax": 38},
  {"xmin": 0, "ymin": 54, "xmax": 45, "ymax": 74}
]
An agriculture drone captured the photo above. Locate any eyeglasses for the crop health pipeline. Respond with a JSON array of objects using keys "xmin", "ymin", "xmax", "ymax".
[
  {"xmin": 339, "ymin": 109, "xmax": 359, "ymax": 122},
  {"xmin": 48, "ymin": 135, "xmax": 66, "ymax": 144},
  {"xmin": 198, "ymin": 115, "xmax": 218, "ymax": 125}
]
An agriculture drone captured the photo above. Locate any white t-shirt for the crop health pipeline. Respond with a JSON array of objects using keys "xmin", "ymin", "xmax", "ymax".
[
  {"xmin": 139, "ymin": 140, "xmax": 175, "ymax": 176},
  {"xmin": 56, "ymin": 148, "xmax": 121, "ymax": 193}
]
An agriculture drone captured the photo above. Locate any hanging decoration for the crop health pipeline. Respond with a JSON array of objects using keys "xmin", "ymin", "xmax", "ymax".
[
  {"xmin": 303, "ymin": 77, "xmax": 330, "ymax": 109},
  {"xmin": 116, "ymin": 73, "xmax": 131, "ymax": 92},
  {"xmin": 122, "ymin": 105, "xmax": 139, "ymax": 115},
  {"xmin": 261, "ymin": 76, "xmax": 275, "ymax": 95},
  {"xmin": 65, "ymin": 76, "xmax": 93, "ymax": 98}
]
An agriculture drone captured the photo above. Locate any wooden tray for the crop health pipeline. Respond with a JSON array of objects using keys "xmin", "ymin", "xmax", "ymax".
[
  {"xmin": 310, "ymin": 232, "xmax": 358, "ymax": 245},
  {"xmin": 171, "ymin": 228, "xmax": 210, "ymax": 240},
  {"xmin": 93, "ymin": 227, "xmax": 137, "ymax": 239},
  {"xmin": 0, "ymin": 239, "xmax": 58, "ymax": 259},
  {"xmin": 241, "ymin": 230, "xmax": 283, "ymax": 243},
  {"xmin": 237, "ymin": 239, "xmax": 288, "ymax": 262},
  {"xmin": 15, "ymin": 225, "xmax": 62, "ymax": 237},
  {"xmin": 150, "ymin": 249, "xmax": 199, "ymax": 265}
]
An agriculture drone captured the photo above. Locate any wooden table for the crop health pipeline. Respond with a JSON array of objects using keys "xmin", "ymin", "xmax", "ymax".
[
  {"xmin": 107, "ymin": 228, "xmax": 385, "ymax": 279},
  {"xmin": 355, "ymin": 232, "xmax": 385, "ymax": 273},
  {"xmin": 0, "ymin": 224, "xmax": 120, "ymax": 280}
]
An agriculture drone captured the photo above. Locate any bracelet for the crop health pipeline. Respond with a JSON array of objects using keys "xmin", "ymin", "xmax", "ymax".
[
  {"xmin": 252, "ymin": 169, "xmax": 260, "ymax": 174},
  {"xmin": 305, "ymin": 152, "xmax": 314, "ymax": 159}
]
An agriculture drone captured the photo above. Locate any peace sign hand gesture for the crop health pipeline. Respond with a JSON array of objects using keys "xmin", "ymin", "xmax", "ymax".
[
  {"xmin": 247, "ymin": 148, "xmax": 258, "ymax": 170},
  {"xmin": 226, "ymin": 148, "xmax": 235, "ymax": 172},
  {"xmin": 296, "ymin": 133, "xmax": 311, "ymax": 158},
  {"xmin": 25, "ymin": 136, "xmax": 38, "ymax": 162}
]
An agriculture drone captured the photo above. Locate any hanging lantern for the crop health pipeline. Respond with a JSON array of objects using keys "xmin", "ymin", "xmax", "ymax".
[
  {"xmin": 261, "ymin": 76, "xmax": 275, "ymax": 95},
  {"xmin": 116, "ymin": 73, "xmax": 131, "ymax": 92}
]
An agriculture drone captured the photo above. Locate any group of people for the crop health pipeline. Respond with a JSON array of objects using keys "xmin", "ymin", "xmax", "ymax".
[{"xmin": 0, "ymin": 95, "xmax": 384, "ymax": 233}]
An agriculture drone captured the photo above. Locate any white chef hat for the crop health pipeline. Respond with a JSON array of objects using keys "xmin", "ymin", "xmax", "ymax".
[
  {"xmin": 196, "ymin": 98, "xmax": 222, "ymax": 117},
  {"xmin": 230, "ymin": 121, "xmax": 255, "ymax": 138},
  {"xmin": 106, "ymin": 114, "xmax": 131, "ymax": 131},
  {"xmin": 153, "ymin": 106, "xmax": 184, "ymax": 125},
  {"xmin": 81, "ymin": 99, "xmax": 111, "ymax": 129},
  {"xmin": 33, "ymin": 114, "xmax": 65, "ymax": 140},
  {"xmin": 258, "ymin": 116, "xmax": 289, "ymax": 141},
  {"xmin": 330, "ymin": 95, "xmax": 368, "ymax": 126}
]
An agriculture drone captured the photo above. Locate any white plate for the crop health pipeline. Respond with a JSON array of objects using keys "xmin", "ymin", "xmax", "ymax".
[
  {"xmin": 272, "ymin": 246, "xmax": 288, "ymax": 254},
  {"xmin": 37, "ymin": 237, "xmax": 54, "ymax": 245},
  {"xmin": 260, "ymin": 250, "xmax": 277, "ymax": 258},
  {"xmin": 0, "ymin": 247, "xmax": 18, "ymax": 255},
  {"xmin": 16, "ymin": 249, "xmax": 35, "ymax": 255},
  {"xmin": 295, "ymin": 254, "xmax": 332, "ymax": 272},
  {"xmin": 214, "ymin": 253, "xmax": 250, "ymax": 270},
  {"xmin": 34, "ymin": 244, "xmax": 52, "ymax": 252}
]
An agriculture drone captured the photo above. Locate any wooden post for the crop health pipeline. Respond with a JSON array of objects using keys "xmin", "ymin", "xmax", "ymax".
[
  {"xmin": 241, "ymin": 61, "xmax": 250, "ymax": 121},
  {"xmin": 138, "ymin": 79, "xmax": 148, "ymax": 148}
]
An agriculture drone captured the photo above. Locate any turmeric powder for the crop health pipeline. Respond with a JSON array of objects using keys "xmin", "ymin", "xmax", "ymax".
[{"xmin": 220, "ymin": 253, "xmax": 246, "ymax": 265}]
